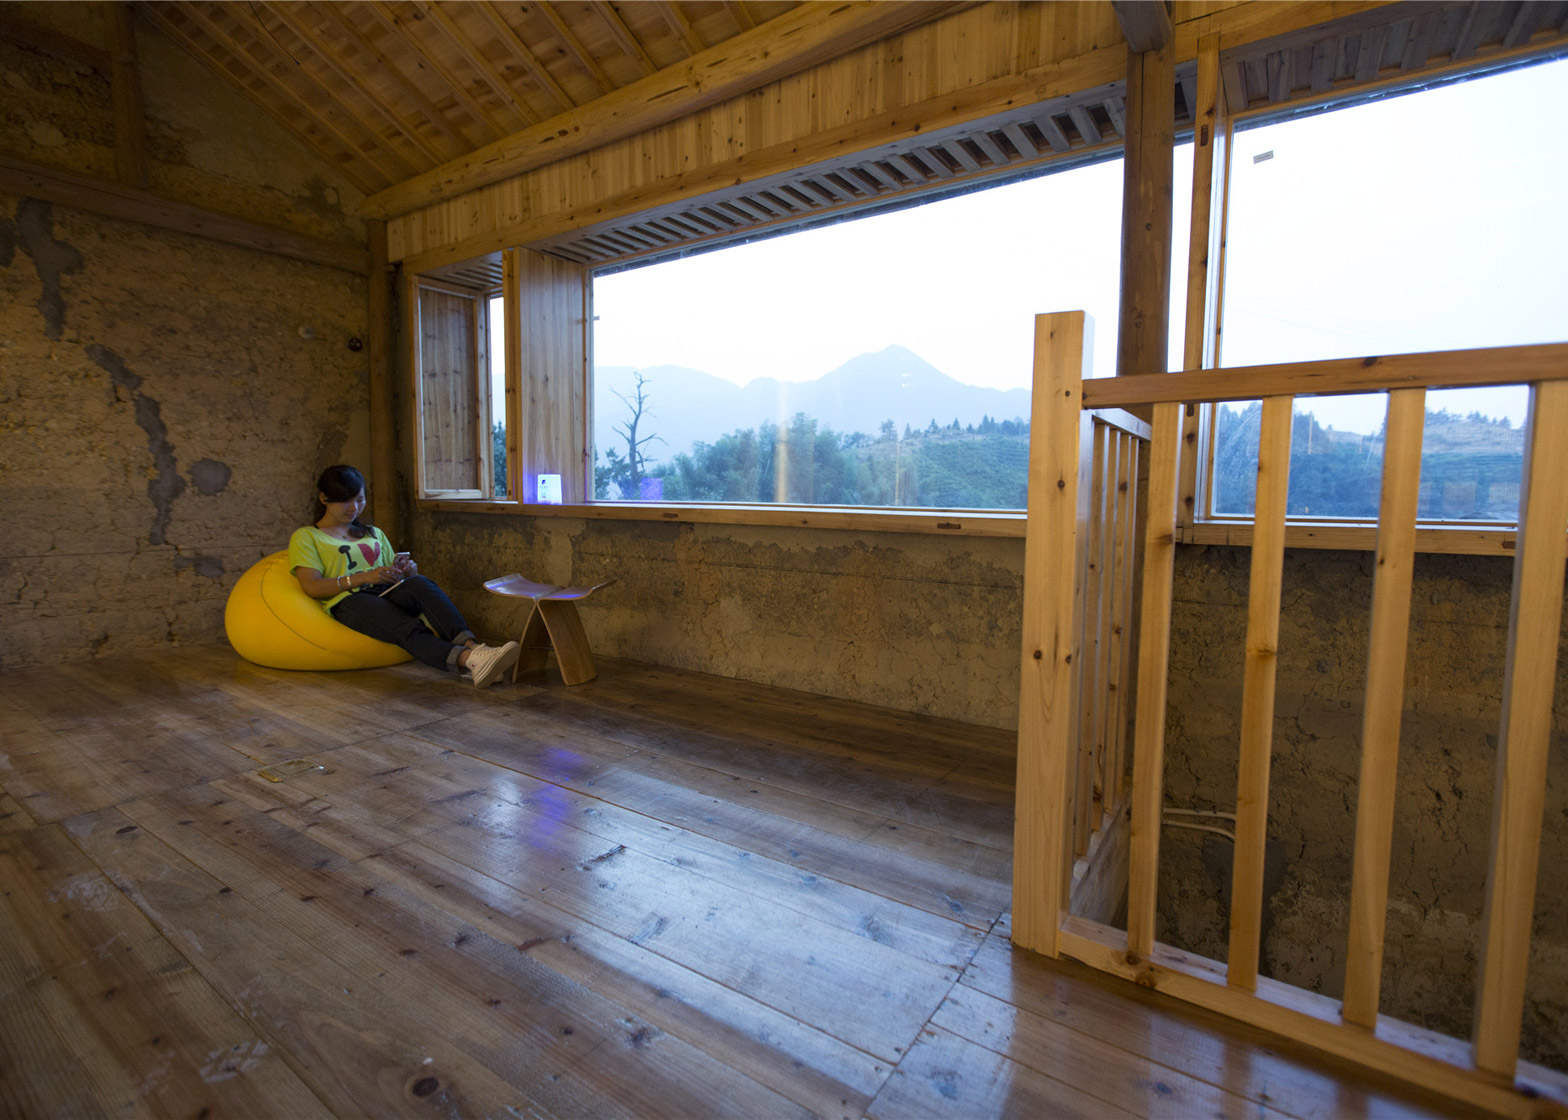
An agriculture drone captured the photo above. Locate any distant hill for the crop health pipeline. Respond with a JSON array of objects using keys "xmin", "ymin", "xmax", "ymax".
[{"xmin": 594, "ymin": 345, "xmax": 1032, "ymax": 465}]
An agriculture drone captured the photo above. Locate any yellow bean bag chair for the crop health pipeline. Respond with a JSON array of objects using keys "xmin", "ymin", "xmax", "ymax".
[{"xmin": 225, "ymin": 551, "xmax": 412, "ymax": 670}]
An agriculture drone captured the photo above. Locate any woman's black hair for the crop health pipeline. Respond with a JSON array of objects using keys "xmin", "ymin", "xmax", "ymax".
[{"xmin": 312, "ymin": 464, "xmax": 374, "ymax": 539}]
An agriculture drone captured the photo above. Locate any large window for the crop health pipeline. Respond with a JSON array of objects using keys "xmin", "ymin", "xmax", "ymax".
[
  {"xmin": 591, "ymin": 153, "xmax": 1191, "ymax": 511},
  {"xmin": 1205, "ymin": 55, "xmax": 1568, "ymax": 526}
]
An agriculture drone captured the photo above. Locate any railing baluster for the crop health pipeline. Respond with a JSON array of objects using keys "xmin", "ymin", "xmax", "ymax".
[
  {"xmin": 1342, "ymin": 388, "xmax": 1425, "ymax": 1027},
  {"xmin": 1076, "ymin": 421, "xmax": 1111, "ymax": 855},
  {"xmin": 1113, "ymin": 433, "xmax": 1141, "ymax": 805},
  {"xmin": 1127, "ymin": 401, "xmax": 1183, "ymax": 960},
  {"xmin": 1473, "ymin": 378, "xmax": 1568, "ymax": 1075},
  {"xmin": 1227, "ymin": 394, "xmax": 1293, "ymax": 990}
]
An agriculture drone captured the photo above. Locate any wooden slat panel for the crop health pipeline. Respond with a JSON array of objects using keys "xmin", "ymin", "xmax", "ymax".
[
  {"xmin": 1081, "ymin": 342, "xmax": 1568, "ymax": 409},
  {"xmin": 1472, "ymin": 378, "xmax": 1568, "ymax": 1076},
  {"xmin": 417, "ymin": 284, "xmax": 482, "ymax": 494},
  {"xmin": 516, "ymin": 248, "xmax": 589, "ymax": 504},
  {"xmin": 1227, "ymin": 395, "xmax": 1293, "ymax": 991},
  {"xmin": 1012, "ymin": 311, "xmax": 1093, "ymax": 957},
  {"xmin": 1341, "ymin": 387, "xmax": 1425, "ymax": 1027},
  {"xmin": 1126, "ymin": 400, "xmax": 1183, "ymax": 960}
]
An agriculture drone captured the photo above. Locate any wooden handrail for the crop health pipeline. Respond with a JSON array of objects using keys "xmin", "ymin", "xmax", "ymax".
[{"xmin": 1080, "ymin": 341, "xmax": 1568, "ymax": 409}]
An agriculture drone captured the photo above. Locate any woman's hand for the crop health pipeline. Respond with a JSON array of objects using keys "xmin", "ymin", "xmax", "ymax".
[
  {"xmin": 392, "ymin": 553, "xmax": 417, "ymax": 578},
  {"xmin": 365, "ymin": 564, "xmax": 401, "ymax": 585}
]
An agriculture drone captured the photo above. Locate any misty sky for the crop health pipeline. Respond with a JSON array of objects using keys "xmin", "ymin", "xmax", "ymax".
[{"xmin": 585, "ymin": 55, "xmax": 1566, "ymax": 437}]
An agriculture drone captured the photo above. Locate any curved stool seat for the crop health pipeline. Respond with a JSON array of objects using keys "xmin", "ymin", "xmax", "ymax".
[
  {"xmin": 225, "ymin": 551, "xmax": 412, "ymax": 671},
  {"xmin": 484, "ymin": 574, "xmax": 615, "ymax": 685}
]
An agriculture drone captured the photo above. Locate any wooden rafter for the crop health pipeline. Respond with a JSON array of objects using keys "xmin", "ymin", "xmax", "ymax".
[
  {"xmin": 410, "ymin": 0, "xmax": 538, "ymax": 128},
  {"xmin": 535, "ymin": 3, "xmax": 613, "ymax": 94},
  {"xmin": 104, "ymin": 2, "xmax": 149, "ymax": 188},
  {"xmin": 246, "ymin": 2, "xmax": 422, "ymax": 178},
  {"xmin": 475, "ymin": 0, "xmax": 575, "ymax": 114},
  {"xmin": 723, "ymin": 1, "xmax": 756, "ymax": 33},
  {"xmin": 320, "ymin": 6, "xmax": 473, "ymax": 155},
  {"xmin": 262, "ymin": 1, "xmax": 446, "ymax": 166},
  {"xmin": 366, "ymin": 0, "xmax": 507, "ymax": 139},
  {"xmin": 655, "ymin": 1, "xmax": 706, "ymax": 57},
  {"xmin": 1111, "ymin": 0, "xmax": 1173, "ymax": 53},
  {"xmin": 144, "ymin": 4, "xmax": 384, "ymax": 193},
  {"xmin": 597, "ymin": 3, "xmax": 657, "ymax": 76},
  {"xmin": 361, "ymin": 1, "xmax": 970, "ymax": 221}
]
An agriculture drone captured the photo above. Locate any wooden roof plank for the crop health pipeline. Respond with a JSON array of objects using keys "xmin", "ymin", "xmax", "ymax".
[
  {"xmin": 1033, "ymin": 112, "xmax": 1071, "ymax": 152},
  {"xmin": 360, "ymin": 1, "xmax": 969, "ymax": 220},
  {"xmin": 655, "ymin": 1, "xmax": 707, "ymax": 57},
  {"xmin": 1449, "ymin": 1, "xmax": 1486, "ymax": 62},
  {"xmin": 263, "ymin": 1, "xmax": 447, "ymax": 166},
  {"xmin": 155, "ymin": 3, "xmax": 389, "ymax": 192},
  {"xmin": 723, "ymin": 1, "xmax": 757, "ymax": 33},
  {"xmin": 597, "ymin": 3, "xmax": 658, "ymax": 76},
  {"xmin": 1001, "ymin": 121, "xmax": 1040, "ymax": 158},
  {"xmin": 535, "ymin": 2, "xmax": 614, "ymax": 95},
  {"xmin": 1400, "ymin": 13, "xmax": 1441, "ymax": 70},
  {"xmin": 967, "ymin": 129, "xmax": 1010, "ymax": 167},
  {"xmin": 941, "ymin": 139, "xmax": 984, "ymax": 174},
  {"xmin": 1503, "ymin": 1, "xmax": 1543, "ymax": 48},
  {"xmin": 1354, "ymin": 21, "xmax": 1388, "ymax": 81},
  {"xmin": 366, "ymin": 0, "xmax": 507, "ymax": 140},
  {"xmin": 1102, "ymin": 94, "xmax": 1127, "ymax": 138},
  {"xmin": 320, "ymin": 6, "xmax": 473, "ymax": 154},
  {"xmin": 475, "ymin": 0, "xmax": 576, "ymax": 115},
  {"xmin": 1067, "ymin": 104, "xmax": 1102, "ymax": 145},
  {"xmin": 411, "ymin": 0, "xmax": 539, "ymax": 128}
]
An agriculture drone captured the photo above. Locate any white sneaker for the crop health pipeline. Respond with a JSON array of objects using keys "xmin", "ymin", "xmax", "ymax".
[{"xmin": 466, "ymin": 641, "xmax": 520, "ymax": 688}]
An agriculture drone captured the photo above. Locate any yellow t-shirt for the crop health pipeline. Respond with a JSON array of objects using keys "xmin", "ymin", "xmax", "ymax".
[{"xmin": 288, "ymin": 525, "xmax": 395, "ymax": 611}]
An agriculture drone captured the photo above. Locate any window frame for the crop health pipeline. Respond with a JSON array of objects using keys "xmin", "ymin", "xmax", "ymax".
[{"xmin": 1174, "ymin": 48, "xmax": 1568, "ymax": 558}]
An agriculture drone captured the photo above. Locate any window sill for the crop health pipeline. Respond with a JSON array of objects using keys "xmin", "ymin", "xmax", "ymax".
[
  {"xmin": 1179, "ymin": 520, "xmax": 1519, "ymax": 555},
  {"xmin": 416, "ymin": 498, "xmax": 1028, "ymax": 538}
]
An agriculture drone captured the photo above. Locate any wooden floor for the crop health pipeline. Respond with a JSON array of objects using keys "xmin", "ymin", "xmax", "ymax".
[{"xmin": 0, "ymin": 648, "xmax": 1463, "ymax": 1119}]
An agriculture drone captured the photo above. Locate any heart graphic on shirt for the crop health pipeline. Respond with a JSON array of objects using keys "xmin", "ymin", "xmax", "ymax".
[{"xmin": 358, "ymin": 541, "xmax": 380, "ymax": 566}]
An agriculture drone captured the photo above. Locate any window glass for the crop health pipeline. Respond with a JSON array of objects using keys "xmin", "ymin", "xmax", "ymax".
[
  {"xmin": 1213, "ymin": 57, "xmax": 1568, "ymax": 522},
  {"xmin": 591, "ymin": 152, "xmax": 1192, "ymax": 509},
  {"xmin": 488, "ymin": 295, "xmax": 507, "ymax": 497}
]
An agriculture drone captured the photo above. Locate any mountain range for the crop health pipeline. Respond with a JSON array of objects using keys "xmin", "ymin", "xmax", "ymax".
[{"xmin": 593, "ymin": 345, "xmax": 1031, "ymax": 465}]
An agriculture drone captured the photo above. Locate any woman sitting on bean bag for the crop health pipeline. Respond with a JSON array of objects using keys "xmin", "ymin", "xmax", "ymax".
[{"xmin": 289, "ymin": 464, "xmax": 520, "ymax": 687}]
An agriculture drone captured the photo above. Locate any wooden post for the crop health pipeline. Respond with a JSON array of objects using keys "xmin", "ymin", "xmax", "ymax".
[
  {"xmin": 1178, "ymin": 33, "xmax": 1228, "ymax": 528},
  {"xmin": 1227, "ymin": 395, "xmax": 1293, "ymax": 990},
  {"xmin": 104, "ymin": 2, "xmax": 148, "ymax": 189},
  {"xmin": 366, "ymin": 219, "xmax": 399, "ymax": 543},
  {"xmin": 1117, "ymin": 37, "xmax": 1175, "ymax": 382},
  {"xmin": 1013, "ymin": 311, "xmax": 1093, "ymax": 957},
  {"xmin": 1342, "ymin": 388, "xmax": 1425, "ymax": 1028},
  {"xmin": 1472, "ymin": 379, "xmax": 1568, "ymax": 1076},
  {"xmin": 503, "ymin": 248, "xmax": 523, "ymax": 501},
  {"xmin": 1126, "ymin": 400, "xmax": 1181, "ymax": 961}
]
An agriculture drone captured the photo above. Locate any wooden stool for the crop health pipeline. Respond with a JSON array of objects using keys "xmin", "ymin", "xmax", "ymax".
[{"xmin": 482, "ymin": 574, "xmax": 616, "ymax": 685}]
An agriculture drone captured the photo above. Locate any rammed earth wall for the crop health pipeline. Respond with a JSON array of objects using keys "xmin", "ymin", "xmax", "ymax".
[{"xmin": 0, "ymin": 6, "xmax": 369, "ymax": 667}]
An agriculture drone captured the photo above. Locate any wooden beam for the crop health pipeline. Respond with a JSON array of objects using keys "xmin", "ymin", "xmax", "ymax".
[
  {"xmin": 1112, "ymin": 0, "xmax": 1172, "ymax": 53},
  {"xmin": 319, "ymin": 7, "xmax": 473, "ymax": 154},
  {"xmin": 655, "ymin": 0, "xmax": 706, "ymax": 57},
  {"xmin": 367, "ymin": 219, "xmax": 400, "ymax": 542},
  {"xmin": 365, "ymin": 0, "xmax": 506, "ymax": 140},
  {"xmin": 1081, "ymin": 343, "xmax": 1568, "ymax": 409},
  {"xmin": 1116, "ymin": 36, "xmax": 1175, "ymax": 379},
  {"xmin": 596, "ymin": 3, "xmax": 657, "ymax": 77},
  {"xmin": 0, "ymin": 155, "xmax": 368, "ymax": 273},
  {"xmin": 360, "ymin": 1, "xmax": 971, "ymax": 221},
  {"xmin": 476, "ymin": 1, "xmax": 576, "ymax": 115},
  {"xmin": 410, "ymin": 0, "xmax": 538, "ymax": 128},
  {"xmin": 535, "ymin": 2, "xmax": 614, "ymax": 94},
  {"xmin": 263, "ymin": 1, "xmax": 447, "ymax": 166},
  {"xmin": 104, "ymin": 2, "xmax": 149, "ymax": 189}
]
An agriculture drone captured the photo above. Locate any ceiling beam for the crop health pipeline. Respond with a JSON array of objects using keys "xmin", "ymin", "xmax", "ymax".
[
  {"xmin": 361, "ymin": 0, "xmax": 972, "ymax": 221},
  {"xmin": 366, "ymin": 0, "xmax": 507, "ymax": 140},
  {"xmin": 596, "ymin": 3, "xmax": 657, "ymax": 77},
  {"xmin": 145, "ymin": 3, "xmax": 385, "ymax": 193},
  {"xmin": 1112, "ymin": 0, "xmax": 1173, "ymax": 53},
  {"xmin": 535, "ymin": 2, "xmax": 614, "ymax": 95},
  {"xmin": 476, "ymin": 0, "xmax": 576, "ymax": 115},
  {"xmin": 263, "ymin": 1, "xmax": 448, "ymax": 165},
  {"xmin": 654, "ymin": 1, "xmax": 706, "ymax": 57},
  {"xmin": 0, "ymin": 155, "xmax": 368, "ymax": 273},
  {"xmin": 410, "ymin": 0, "xmax": 538, "ymax": 129}
]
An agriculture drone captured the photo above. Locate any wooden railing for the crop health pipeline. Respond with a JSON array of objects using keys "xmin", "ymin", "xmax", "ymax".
[{"xmin": 1011, "ymin": 311, "xmax": 1568, "ymax": 1118}]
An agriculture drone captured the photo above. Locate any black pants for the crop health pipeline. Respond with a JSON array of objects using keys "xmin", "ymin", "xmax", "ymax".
[{"xmin": 330, "ymin": 576, "xmax": 474, "ymax": 672}]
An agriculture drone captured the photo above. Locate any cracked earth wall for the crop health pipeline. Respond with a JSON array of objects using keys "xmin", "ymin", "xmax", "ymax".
[
  {"xmin": 1158, "ymin": 545, "xmax": 1567, "ymax": 1071},
  {"xmin": 1, "ymin": 8, "xmax": 370, "ymax": 667}
]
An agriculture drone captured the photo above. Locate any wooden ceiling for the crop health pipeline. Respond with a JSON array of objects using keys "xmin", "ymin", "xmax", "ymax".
[{"xmin": 138, "ymin": 1, "xmax": 807, "ymax": 197}]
